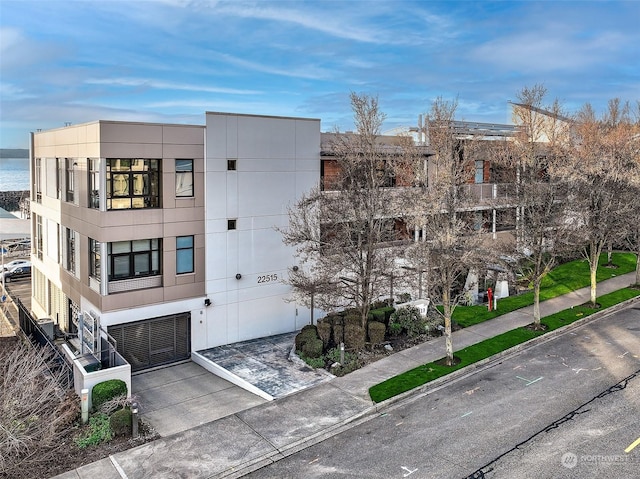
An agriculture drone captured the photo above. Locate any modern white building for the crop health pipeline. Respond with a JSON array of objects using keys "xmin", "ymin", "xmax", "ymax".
[
  {"xmin": 30, "ymin": 112, "xmax": 320, "ymax": 372},
  {"xmin": 197, "ymin": 112, "xmax": 320, "ymax": 349}
]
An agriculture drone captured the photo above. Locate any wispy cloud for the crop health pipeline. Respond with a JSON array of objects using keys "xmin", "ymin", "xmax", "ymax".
[{"xmin": 85, "ymin": 78, "xmax": 262, "ymax": 95}]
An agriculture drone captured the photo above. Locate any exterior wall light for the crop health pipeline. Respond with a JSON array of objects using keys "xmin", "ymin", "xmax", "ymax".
[
  {"xmin": 235, "ymin": 273, "xmax": 242, "ymax": 280},
  {"xmin": 204, "ymin": 298, "xmax": 211, "ymax": 306}
]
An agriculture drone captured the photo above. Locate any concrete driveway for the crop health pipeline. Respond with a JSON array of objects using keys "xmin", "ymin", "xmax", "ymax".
[{"xmin": 131, "ymin": 361, "xmax": 267, "ymax": 437}]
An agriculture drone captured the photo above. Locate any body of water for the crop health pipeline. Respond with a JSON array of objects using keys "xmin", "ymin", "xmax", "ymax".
[{"xmin": 0, "ymin": 158, "xmax": 30, "ymax": 191}]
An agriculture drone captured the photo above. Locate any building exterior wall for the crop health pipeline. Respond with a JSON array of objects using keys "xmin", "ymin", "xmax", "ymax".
[
  {"xmin": 30, "ymin": 121, "xmax": 206, "ymax": 348},
  {"xmin": 200, "ymin": 112, "xmax": 321, "ymax": 349}
]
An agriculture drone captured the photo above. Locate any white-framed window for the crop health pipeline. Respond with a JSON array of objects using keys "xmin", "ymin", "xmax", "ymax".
[
  {"xmin": 176, "ymin": 236, "xmax": 194, "ymax": 274},
  {"xmin": 89, "ymin": 158, "xmax": 100, "ymax": 208}
]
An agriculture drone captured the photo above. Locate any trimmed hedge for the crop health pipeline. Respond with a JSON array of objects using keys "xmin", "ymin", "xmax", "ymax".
[
  {"xmin": 92, "ymin": 379, "xmax": 127, "ymax": 410},
  {"xmin": 368, "ymin": 321, "xmax": 386, "ymax": 345},
  {"xmin": 110, "ymin": 408, "xmax": 132, "ymax": 436}
]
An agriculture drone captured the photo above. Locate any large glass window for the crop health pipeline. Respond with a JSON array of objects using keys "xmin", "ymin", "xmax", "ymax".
[
  {"xmin": 175, "ymin": 159, "xmax": 193, "ymax": 197},
  {"xmin": 176, "ymin": 236, "xmax": 194, "ymax": 274},
  {"xmin": 89, "ymin": 238, "xmax": 101, "ymax": 280},
  {"xmin": 106, "ymin": 159, "xmax": 160, "ymax": 209},
  {"xmin": 108, "ymin": 239, "xmax": 161, "ymax": 280},
  {"xmin": 89, "ymin": 158, "xmax": 100, "ymax": 209}
]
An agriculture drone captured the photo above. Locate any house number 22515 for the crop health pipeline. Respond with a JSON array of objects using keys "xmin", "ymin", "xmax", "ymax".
[{"xmin": 257, "ymin": 274, "xmax": 278, "ymax": 283}]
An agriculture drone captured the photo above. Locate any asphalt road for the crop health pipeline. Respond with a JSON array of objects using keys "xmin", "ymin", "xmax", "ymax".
[{"xmin": 245, "ymin": 303, "xmax": 640, "ymax": 479}]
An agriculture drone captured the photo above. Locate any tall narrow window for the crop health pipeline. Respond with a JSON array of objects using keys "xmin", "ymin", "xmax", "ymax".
[
  {"xmin": 34, "ymin": 158, "xmax": 42, "ymax": 202},
  {"xmin": 66, "ymin": 158, "xmax": 75, "ymax": 202},
  {"xmin": 89, "ymin": 158, "xmax": 100, "ymax": 208},
  {"xmin": 176, "ymin": 236, "xmax": 194, "ymax": 274},
  {"xmin": 89, "ymin": 238, "xmax": 101, "ymax": 281},
  {"xmin": 175, "ymin": 159, "xmax": 193, "ymax": 197},
  {"xmin": 35, "ymin": 214, "xmax": 43, "ymax": 260},
  {"xmin": 475, "ymin": 160, "xmax": 485, "ymax": 184},
  {"xmin": 56, "ymin": 158, "xmax": 63, "ymax": 199},
  {"xmin": 66, "ymin": 228, "xmax": 76, "ymax": 274}
]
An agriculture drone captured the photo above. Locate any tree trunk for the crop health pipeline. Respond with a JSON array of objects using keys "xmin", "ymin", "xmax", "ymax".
[
  {"xmin": 533, "ymin": 276, "xmax": 541, "ymax": 328},
  {"xmin": 635, "ymin": 249, "xmax": 640, "ymax": 286},
  {"xmin": 443, "ymin": 289, "xmax": 454, "ymax": 365},
  {"xmin": 590, "ymin": 263, "xmax": 598, "ymax": 306}
]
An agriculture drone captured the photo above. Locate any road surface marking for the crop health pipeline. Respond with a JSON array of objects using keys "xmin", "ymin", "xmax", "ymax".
[
  {"xmin": 308, "ymin": 457, "xmax": 320, "ymax": 464},
  {"xmin": 618, "ymin": 351, "xmax": 629, "ymax": 358},
  {"xmin": 625, "ymin": 437, "xmax": 640, "ymax": 453},
  {"xmin": 516, "ymin": 376, "xmax": 544, "ymax": 386},
  {"xmin": 465, "ymin": 386, "xmax": 480, "ymax": 395},
  {"xmin": 461, "ymin": 411, "xmax": 473, "ymax": 418},
  {"xmin": 401, "ymin": 466, "xmax": 418, "ymax": 477}
]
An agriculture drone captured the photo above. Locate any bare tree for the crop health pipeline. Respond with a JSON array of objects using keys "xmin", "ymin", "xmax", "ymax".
[
  {"xmin": 562, "ymin": 99, "xmax": 637, "ymax": 306},
  {"xmin": 500, "ymin": 85, "xmax": 573, "ymax": 328},
  {"xmin": 406, "ymin": 97, "xmax": 486, "ymax": 365},
  {"xmin": 0, "ymin": 338, "xmax": 79, "ymax": 478},
  {"xmin": 282, "ymin": 93, "xmax": 413, "ymax": 333}
]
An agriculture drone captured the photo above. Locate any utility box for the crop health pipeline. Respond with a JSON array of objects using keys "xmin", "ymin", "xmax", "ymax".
[{"xmin": 38, "ymin": 318, "xmax": 55, "ymax": 340}]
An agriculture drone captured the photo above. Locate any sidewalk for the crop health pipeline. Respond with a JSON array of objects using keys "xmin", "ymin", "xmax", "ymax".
[{"xmin": 53, "ymin": 272, "xmax": 638, "ymax": 479}]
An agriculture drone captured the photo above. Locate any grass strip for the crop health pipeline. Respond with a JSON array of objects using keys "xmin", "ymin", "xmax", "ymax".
[
  {"xmin": 453, "ymin": 252, "xmax": 637, "ymax": 328},
  {"xmin": 369, "ymin": 287, "xmax": 640, "ymax": 403}
]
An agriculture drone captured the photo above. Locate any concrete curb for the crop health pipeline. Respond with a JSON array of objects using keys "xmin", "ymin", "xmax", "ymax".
[
  {"xmin": 217, "ymin": 293, "xmax": 640, "ymax": 479},
  {"xmin": 372, "ymin": 294, "xmax": 640, "ymax": 412}
]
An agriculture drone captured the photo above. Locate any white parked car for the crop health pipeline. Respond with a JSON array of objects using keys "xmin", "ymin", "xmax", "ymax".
[{"xmin": 1, "ymin": 259, "xmax": 31, "ymax": 272}]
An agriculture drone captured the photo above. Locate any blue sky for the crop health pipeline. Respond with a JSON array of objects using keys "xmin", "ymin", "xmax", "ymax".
[{"xmin": 1, "ymin": 0, "xmax": 639, "ymax": 148}]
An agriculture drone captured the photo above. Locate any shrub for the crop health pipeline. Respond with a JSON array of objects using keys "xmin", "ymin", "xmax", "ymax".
[
  {"xmin": 389, "ymin": 306, "xmax": 426, "ymax": 338},
  {"xmin": 299, "ymin": 354, "xmax": 325, "ymax": 369},
  {"xmin": 110, "ymin": 408, "xmax": 132, "ymax": 437},
  {"xmin": 295, "ymin": 326, "xmax": 318, "ymax": 351},
  {"xmin": 75, "ymin": 413, "xmax": 113, "ymax": 448},
  {"xmin": 424, "ymin": 315, "xmax": 444, "ymax": 335},
  {"xmin": 388, "ymin": 321, "xmax": 403, "ymax": 337},
  {"xmin": 397, "ymin": 292, "xmax": 411, "ymax": 303},
  {"xmin": 344, "ymin": 313, "xmax": 361, "ymax": 327},
  {"xmin": 325, "ymin": 347, "xmax": 360, "ymax": 376},
  {"xmin": 369, "ymin": 309, "xmax": 386, "ymax": 323},
  {"xmin": 368, "ymin": 321, "xmax": 386, "ymax": 345},
  {"xmin": 344, "ymin": 323, "xmax": 365, "ymax": 350},
  {"xmin": 301, "ymin": 337, "xmax": 324, "ymax": 358},
  {"xmin": 92, "ymin": 379, "xmax": 127, "ymax": 410},
  {"xmin": 316, "ymin": 320, "xmax": 332, "ymax": 348}
]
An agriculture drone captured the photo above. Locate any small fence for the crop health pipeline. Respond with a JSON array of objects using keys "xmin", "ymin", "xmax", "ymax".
[{"xmin": 15, "ymin": 297, "xmax": 74, "ymax": 390}]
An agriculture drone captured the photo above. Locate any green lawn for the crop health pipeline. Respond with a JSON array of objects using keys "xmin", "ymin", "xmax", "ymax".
[
  {"xmin": 369, "ymin": 286, "xmax": 640, "ymax": 403},
  {"xmin": 453, "ymin": 252, "xmax": 637, "ymax": 328}
]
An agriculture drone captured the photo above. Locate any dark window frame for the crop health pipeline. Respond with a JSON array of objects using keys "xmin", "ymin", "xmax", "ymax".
[
  {"xmin": 107, "ymin": 239, "xmax": 161, "ymax": 281},
  {"xmin": 89, "ymin": 238, "xmax": 101, "ymax": 281},
  {"xmin": 175, "ymin": 159, "xmax": 194, "ymax": 197},
  {"xmin": 176, "ymin": 235, "xmax": 194, "ymax": 274},
  {"xmin": 106, "ymin": 158, "xmax": 161, "ymax": 210}
]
